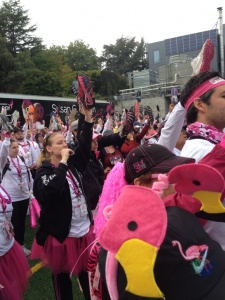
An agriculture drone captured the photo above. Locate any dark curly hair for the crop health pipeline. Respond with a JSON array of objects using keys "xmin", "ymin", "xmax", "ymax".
[{"xmin": 180, "ymin": 71, "xmax": 222, "ymax": 124}]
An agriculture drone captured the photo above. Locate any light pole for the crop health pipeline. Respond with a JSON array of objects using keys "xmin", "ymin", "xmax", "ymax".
[{"xmin": 217, "ymin": 7, "xmax": 224, "ymax": 77}]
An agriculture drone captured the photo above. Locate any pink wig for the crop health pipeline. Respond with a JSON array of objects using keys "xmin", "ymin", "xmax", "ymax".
[{"xmin": 94, "ymin": 162, "xmax": 128, "ymax": 238}]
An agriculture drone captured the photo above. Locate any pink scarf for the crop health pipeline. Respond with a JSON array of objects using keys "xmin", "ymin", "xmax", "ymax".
[{"xmin": 186, "ymin": 122, "xmax": 224, "ymax": 144}]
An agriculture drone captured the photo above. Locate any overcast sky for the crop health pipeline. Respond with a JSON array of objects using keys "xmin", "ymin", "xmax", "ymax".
[{"xmin": 1, "ymin": 0, "xmax": 224, "ymax": 55}]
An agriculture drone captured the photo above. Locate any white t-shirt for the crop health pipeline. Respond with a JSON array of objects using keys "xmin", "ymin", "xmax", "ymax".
[
  {"xmin": 173, "ymin": 148, "xmax": 181, "ymax": 156},
  {"xmin": 0, "ymin": 188, "xmax": 14, "ymax": 256},
  {"xmin": 66, "ymin": 171, "xmax": 90, "ymax": 238},
  {"xmin": 1, "ymin": 156, "xmax": 31, "ymax": 202},
  {"xmin": 180, "ymin": 139, "xmax": 215, "ymax": 162}
]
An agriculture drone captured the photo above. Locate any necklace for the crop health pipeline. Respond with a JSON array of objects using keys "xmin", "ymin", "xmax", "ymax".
[
  {"xmin": 51, "ymin": 163, "xmax": 82, "ymax": 198},
  {"xmin": 10, "ymin": 156, "xmax": 22, "ymax": 178},
  {"xmin": 66, "ymin": 170, "xmax": 81, "ymax": 198}
]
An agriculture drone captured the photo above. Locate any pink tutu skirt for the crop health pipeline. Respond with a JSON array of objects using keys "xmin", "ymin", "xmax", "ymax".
[
  {"xmin": 0, "ymin": 241, "xmax": 31, "ymax": 300},
  {"xmin": 30, "ymin": 226, "xmax": 95, "ymax": 275}
]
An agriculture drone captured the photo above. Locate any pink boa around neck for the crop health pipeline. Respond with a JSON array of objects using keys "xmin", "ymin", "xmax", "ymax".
[
  {"xmin": 94, "ymin": 162, "xmax": 127, "ymax": 238},
  {"xmin": 186, "ymin": 122, "xmax": 224, "ymax": 144}
]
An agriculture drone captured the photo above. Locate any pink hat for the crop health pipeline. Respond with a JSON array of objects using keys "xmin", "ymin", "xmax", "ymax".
[{"xmin": 92, "ymin": 132, "xmax": 102, "ymax": 140}]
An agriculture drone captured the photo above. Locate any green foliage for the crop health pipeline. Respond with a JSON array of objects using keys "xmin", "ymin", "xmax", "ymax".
[
  {"xmin": 0, "ymin": 1, "xmax": 143, "ymax": 97},
  {"xmin": 32, "ymin": 47, "xmax": 65, "ymax": 74},
  {"xmin": 0, "ymin": 35, "xmax": 15, "ymax": 91},
  {"xmin": 0, "ymin": 0, "xmax": 42, "ymax": 55},
  {"xmin": 15, "ymin": 51, "xmax": 36, "ymax": 70},
  {"xmin": 18, "ymin": 69, "xmax": 62, "ymax": 96},
  {"xmin": 100, "ymin": 36, "xmax": 148, "ymax": 75},
  {"xmin": 70, "ymin": 69, "xmax": 127, "ymax": 97},
  {"xmin": 66, "ymin": 40, "xmax": 99, "ymax": 71},
  {"xmin": 130, "ymin": 37, "xmax": 148, "ymax": 71},
  {"xmin": 3, "ymin": 69, "xmax": 25, "ymax": 93},
  {"xmin": 99, "ymin": 70, "xmax": 127, "ymax": 96}
]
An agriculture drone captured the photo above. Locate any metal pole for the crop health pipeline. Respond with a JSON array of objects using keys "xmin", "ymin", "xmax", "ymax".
[{"xmin": 217, "ymin": 7, "xmax": 224, "ymax": 77}]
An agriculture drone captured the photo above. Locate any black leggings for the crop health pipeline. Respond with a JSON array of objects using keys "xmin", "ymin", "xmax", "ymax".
[
  {"xmin": 52, "ymin": 271, "xmax": 91, "ymax": 300},
  {"xmin": 11, "ymin": 199, "xmax": 29, "ymax": 245}
]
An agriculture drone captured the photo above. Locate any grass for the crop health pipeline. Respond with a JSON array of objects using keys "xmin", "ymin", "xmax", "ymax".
[{"xmin": 23, "ymin": 216, "xmax": 85, "ymax": 300}]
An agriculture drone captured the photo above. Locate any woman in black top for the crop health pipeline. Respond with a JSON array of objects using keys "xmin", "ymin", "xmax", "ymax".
[{"xmin": 30, "ymin": 106, "xmax": 93, "ymax": 300}]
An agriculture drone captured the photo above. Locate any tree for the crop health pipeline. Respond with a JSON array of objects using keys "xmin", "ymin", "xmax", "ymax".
[
  {"xmin": 0, "ymin": 34, "xmax": 17, "ymax": 91},
  {"xmin": 66, "ymin": 40, "xmax": 99, "ymax": 71},
  {"xmin": 98, "ymin": 70, "xmax": 127, "ymax": 96},
  {"xmin": 0, "ymin": 0, "xmax": 42, "ymax": 56},
  {"xmin": 18, "ymin": 69, "xmax": 62, "ymax": 96},
  {"xmin": 32, "ymin": 47, "xmax": 66, "ymax": 74},
  {"xmin": 100, "ymin": 36, "xmax": 148, "ymax": 75},
  {"xmin": 32, "ymin": 46, "xmax": 76, "ymax": 96},
  {"xmin": 130, "ymin": 37, "xmax": 148, "ymax": 71}
]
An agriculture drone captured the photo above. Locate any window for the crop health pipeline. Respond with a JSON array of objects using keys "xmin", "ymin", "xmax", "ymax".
[{"xmin": 153, "ymin": 50, "xmax": 160, "ymax": 64}]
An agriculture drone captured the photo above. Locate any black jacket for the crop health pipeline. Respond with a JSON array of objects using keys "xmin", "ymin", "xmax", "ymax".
[
  {"xmin": 83, "ymin": 151, "xmax": 104, "ymax": 210},
  {"xmin": 33, "ymin": 121, "xmax": 93, "ymax": 246}
]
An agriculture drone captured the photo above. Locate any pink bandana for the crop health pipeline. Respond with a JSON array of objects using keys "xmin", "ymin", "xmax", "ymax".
[
  {"xmin": 186, "ymin": 122, "xmax": 224, "ymax": 144},
  {"xmin": 185, "ymin": 77, "xmax": 225, "ymax": 110}
]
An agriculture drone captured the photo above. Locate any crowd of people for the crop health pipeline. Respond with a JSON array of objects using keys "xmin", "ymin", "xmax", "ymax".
[{"xmin": 1, "ymin": 38, "xmax": 225, "ymax": 300}]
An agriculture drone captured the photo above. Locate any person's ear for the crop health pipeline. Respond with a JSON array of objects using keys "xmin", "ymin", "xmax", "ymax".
[
  {"xmin": 133, "ymin": 178, "xmax": 141, "ymax": 186},
  {"xmin": 46, "ymin": 145, "xmax": 52, "ymax": 154},
  {"xmin": 193, "ymin": 98, "xmax": 206, "ymax": 112}
]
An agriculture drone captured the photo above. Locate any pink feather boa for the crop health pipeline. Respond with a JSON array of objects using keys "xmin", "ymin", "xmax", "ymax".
[{"xmin": 94, "ymin": 162, "xmax": 128, "ymax": 238}]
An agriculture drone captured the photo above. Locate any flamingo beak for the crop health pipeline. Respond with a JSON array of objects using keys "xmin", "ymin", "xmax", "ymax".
[
  {"xmin": 192, "ymin": 191, "xmax": 225, "ymax": 213},
  {"xmin": 115, "ymin": 238, "xmax": 164, "ymax": 298}
]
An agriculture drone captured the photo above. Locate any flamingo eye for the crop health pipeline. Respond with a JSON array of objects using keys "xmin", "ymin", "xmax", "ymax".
[
  {"xmin": 193, "ymin": 180, "xmax": 200, "ymax": 186},
  {"xmin": 127, "ymin": 221, "xmax": 138, "ymax": 231}
]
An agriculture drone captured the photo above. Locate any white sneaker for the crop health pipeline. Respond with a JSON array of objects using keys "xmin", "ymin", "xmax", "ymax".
[
  {"xmin": 22, "ymin": 245, "xmax": 31, "ymax": 257},
  {"xmin": 191, "ymin": 39, "xmax": 214, "ymax": 76}
]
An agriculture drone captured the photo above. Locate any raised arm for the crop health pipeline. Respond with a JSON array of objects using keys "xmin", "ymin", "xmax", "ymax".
[
  {"xmin": 158, "ymin": 102, "xmax": 186, "ymax": 151},
  {"xmin": 68, "ymin": 106, "xmax": 93, "ymax": 173}
]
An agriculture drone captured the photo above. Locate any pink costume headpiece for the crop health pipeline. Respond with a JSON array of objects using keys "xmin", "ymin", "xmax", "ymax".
[{"xmin": 185, "ymin": 76, "xmax": 225, "ymax": 111}]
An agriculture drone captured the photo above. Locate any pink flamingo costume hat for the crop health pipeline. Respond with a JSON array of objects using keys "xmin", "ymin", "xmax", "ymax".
[{"xmin": 99, "ymin": 185, "xmax": 167, "ymax": 299}]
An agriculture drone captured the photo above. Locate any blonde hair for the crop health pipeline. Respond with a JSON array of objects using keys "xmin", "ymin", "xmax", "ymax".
[{"xmin": 36, "ymin": 132, "xmax": 61, "ymax": 167}]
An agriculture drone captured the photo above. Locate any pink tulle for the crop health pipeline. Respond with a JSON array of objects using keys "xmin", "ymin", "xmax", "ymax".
[
  {"xmin": 30, "ymin": 227, "xmax": 95, "ymax": 275},
  {"xmin": 94, "ymin": 162, "xmax": 127, "ymax": 238},
  {"xmin": 0, "ymin": 241, "xmax": 31, "ymax": 300}
]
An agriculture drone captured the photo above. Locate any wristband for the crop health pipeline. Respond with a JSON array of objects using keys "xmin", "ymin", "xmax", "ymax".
[{"xmin": 60, "ymin": 160, "xmax": 68, "ymax": 166}]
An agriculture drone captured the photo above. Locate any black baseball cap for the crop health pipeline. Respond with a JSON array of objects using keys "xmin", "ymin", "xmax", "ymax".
[{"xmin": 124, "ymin": 144, "xmax": 195, "ymax": 183}]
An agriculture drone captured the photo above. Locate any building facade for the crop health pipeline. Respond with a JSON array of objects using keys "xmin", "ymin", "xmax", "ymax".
[
  {"xmin": 118, "ymin": 25, "xmax": 225, "ymax": 117},
  {"xmin": 146, "ymin": 27, "xmax": 224, "ymax": 76}
]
